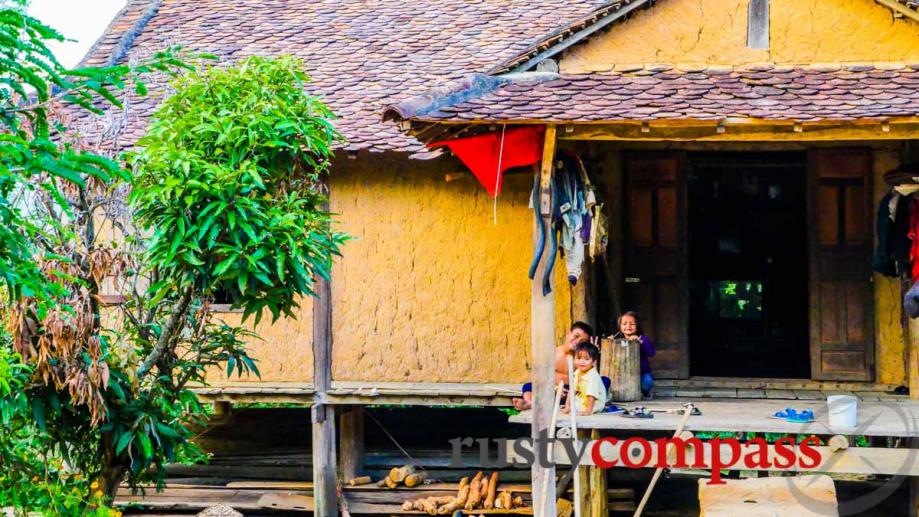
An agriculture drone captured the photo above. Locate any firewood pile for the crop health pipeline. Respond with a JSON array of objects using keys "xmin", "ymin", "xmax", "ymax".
[{"xmin": 401, "ymin": 471, "xmax": 527, "ymax": 515}]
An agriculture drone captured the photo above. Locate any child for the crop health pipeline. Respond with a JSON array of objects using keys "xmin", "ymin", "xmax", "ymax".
[
  {"xmin": 561, "ymin": 341, "xmax": 607, "ymax": 416},
  {"xmin": 513, "ymin": 321, "xmax": 594, "ymax": 411},
  {"xmin": 615, "ymin": 311, "xmax": 656, "ymax": 398}
]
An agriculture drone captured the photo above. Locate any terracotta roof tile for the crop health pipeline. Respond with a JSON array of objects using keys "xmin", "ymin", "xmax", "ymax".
[
  {"xmin": 76, "ymin": 0, "xmax": 607, "ymax": 153},
  {"xmin": 396, "ymin": 66, "xmax": 919, "ymax": 123}
]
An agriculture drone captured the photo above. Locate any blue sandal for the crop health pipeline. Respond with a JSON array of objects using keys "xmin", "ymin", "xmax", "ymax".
[{"xmin": 772, "ymin": 407, "xmax": 814, "ymax": 423}]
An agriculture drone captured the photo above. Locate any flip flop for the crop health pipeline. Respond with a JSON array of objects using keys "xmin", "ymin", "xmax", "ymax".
[
  {"xmin": 771, "ymin": 407, "xmax": 814, "ymax": 423},
  {"xmin": 603, "ymin": 404, "xmax": 624, "ymax": 414},
  {"xmin": 621, "ymin": 407, "xmax": 654, "ymax": 419}
]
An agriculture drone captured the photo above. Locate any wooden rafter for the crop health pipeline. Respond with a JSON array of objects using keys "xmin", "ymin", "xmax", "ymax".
[{"xmin": 875, "ymin": 0, "xmax": 919, "ymax": 22}]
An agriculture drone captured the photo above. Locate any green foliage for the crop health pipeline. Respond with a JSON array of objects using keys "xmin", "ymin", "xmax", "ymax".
[
  {"xmin": 131, "ymin": 55, "xmax": 346, "ymax": 323},
  {"xmin": 0, "ymin": 6, "xmax": 192, "ymax": 311}
]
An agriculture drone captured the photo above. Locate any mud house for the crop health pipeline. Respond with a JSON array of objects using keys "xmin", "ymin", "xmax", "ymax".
[{"xmin": 84, "ymin": 0, "xmax": 919, "ymax": 514}]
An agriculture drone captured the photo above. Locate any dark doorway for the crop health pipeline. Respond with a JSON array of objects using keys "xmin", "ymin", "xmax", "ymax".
[{"xmin": 688, "ymin": 152, "xmax": 810, "ymax": 378}]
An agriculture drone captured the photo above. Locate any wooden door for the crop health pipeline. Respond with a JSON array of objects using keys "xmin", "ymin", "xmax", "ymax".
[
  {"xmin": 808, "ymin": 149, "xmax": 874, "ymax": 381},
  {"xmin": 624, "ymin": 153, "xmax": 689, "ymax": 379}
]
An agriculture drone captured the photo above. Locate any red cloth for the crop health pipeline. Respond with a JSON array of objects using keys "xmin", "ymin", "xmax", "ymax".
[
  {"xmin": 911, "ymin": 198, "xmax": 919, "ymax": 282},
  {"xmin": 429, "ymin": 125, "xmax": 545, "ymax": 197}
]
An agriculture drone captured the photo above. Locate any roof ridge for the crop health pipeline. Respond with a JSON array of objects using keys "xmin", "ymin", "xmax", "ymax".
[
  {"xmin": 77, "ymin": 0, "xmax": 162, "ymax": 69},
  {"xmin": 489, "ymin": 0, "xmax": 659, "ymax": 75}
]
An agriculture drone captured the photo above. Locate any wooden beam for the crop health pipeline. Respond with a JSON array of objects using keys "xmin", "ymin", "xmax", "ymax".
[
  {"xmin": 532, "ymin": 124, "xmax": 558, "ymax": 517},
  {"xmin": 339, "ymin": 406, "xmax": 365, "ymax": 481},
  {"xmin": 312, "ymin": 172, "xmax": 338, "ymax": 517},
  {"xmin": 875, "ymin": 0, "xmax": 919, "ymax": 23},
  {"xmin": 560, "ymin": 121, "xmax": 919, "ymax": 142}
]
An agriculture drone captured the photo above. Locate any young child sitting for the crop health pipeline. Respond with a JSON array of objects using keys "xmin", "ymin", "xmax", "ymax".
[
  {"xmin": 615, "ymin": 311, "xmax": 656, "ymax": 398},
  {"xmin": 512, "ymin": 321, "xmax": 594, "ymax": 411},
  {"xmin": 561, "ymin": 341, "xmax": 607, "ymax": 416}
]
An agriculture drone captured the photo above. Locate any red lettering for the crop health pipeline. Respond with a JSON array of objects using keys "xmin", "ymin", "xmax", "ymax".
[
  {"xmin": 742, "ymin": 437, "xmax": 772, "ymax": 469},
  {"xmin": 621, "ymin": 437, "xmax": 652, "ymax": 468},
  {"xmin": 591, "ymin": 437, "xmax": 618, "ymax": 468},
  {"xmin": 773, "ymin": 437, "xmax": 797, "ymax": 468},
  {"xmin": 706, "ymin": 438, "xmax": 741, "ymax": 485},
  {"xmin": 798, "ymin": 436, "xmax": 822, "ymax": 469},
  {"xmin": 655, "ymin": 436, "xmax": 705, "ymax": 469}
]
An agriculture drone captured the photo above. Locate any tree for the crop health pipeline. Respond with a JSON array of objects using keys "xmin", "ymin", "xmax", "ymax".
[{"xmin": 1, "ymin": 5, "xmax": 345, "ymax": 511}]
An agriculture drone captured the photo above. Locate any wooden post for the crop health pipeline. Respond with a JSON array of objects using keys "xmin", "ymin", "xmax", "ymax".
[
  {"xmin": 532, "ymin": 125, "xmax": 558, "ymax": 517},
  {"xmin": 313, "ymin": 173, "xmax": 338, "ymax": 517},
  {"xmin": 339, "ymin": 406, "xmax": 365, "ymax": 482},
  {"xmin": 589, "ymin": 429, "xmax": 608, "ymax": 517}
]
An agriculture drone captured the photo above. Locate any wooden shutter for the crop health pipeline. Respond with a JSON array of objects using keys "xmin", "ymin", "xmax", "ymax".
[
  {"xmin": 808, "ymin": 149, "xmax": 874, "ymax": 381},
  {"xmin": 624, "ymin": 153, "xmax": 688, "ymax": 379}
]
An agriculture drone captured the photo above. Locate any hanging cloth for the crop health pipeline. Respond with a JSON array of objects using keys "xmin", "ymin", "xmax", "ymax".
[
  {"xmin": 910, "ymin": 197, "xmax": 919, "ymax": 283},
  {"xmin": 428, "ymin": 125, "xmax": 545, "ymax": 197}
]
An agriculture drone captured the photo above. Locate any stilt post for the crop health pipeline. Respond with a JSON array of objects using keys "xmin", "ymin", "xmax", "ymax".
[
  {"xmin": 532, "ymin": 125, "xmax": 558, "ymax": 517},
  {"xmin": 339, "ymin": 406, "xmax": 365, "ymax": 481},
  {"xmin": 313, "ymin": 173, "xmax": 338, "ymax": 517}
]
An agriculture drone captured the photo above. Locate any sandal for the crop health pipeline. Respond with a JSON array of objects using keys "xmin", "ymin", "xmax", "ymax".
[
  {"xmin": 621, "ymin": 406, "xmax": 654, "ymax": 419},
  {"xmin": 771, "ymin": 407, "xmax": 814, "ymax": 423}
]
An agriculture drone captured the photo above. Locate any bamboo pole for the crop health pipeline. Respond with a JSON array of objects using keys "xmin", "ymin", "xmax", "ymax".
[
  {"xmin": 633, "ymin": 403, "xmax": 695, "ymax": 517},
  {"xmin": 538, "ymin": 381, "xmax": 565, "ymax": 517},
  {"xmin": 566, "ymin": 356, "xmax": 581, "ymax": 517}
]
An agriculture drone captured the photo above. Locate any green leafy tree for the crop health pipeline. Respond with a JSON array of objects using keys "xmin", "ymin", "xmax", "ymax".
[{"xmin": 0, "ymin": 4, "xmax": 345, "ymax": 512}]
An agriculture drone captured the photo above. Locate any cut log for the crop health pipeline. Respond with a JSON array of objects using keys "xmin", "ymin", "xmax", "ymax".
[
  {"xmin": 495, "ymin": 490, "xmax": 512, "ymax": 509},
  {"xmin": 389, "ymin": 465, "xmax": 416, "ymax": 483},
  {"xmin": 601, "ymin": 338, "xmax": 641, "ymax": 402},
  {"xmin": 347, "ymin": 476, "xmax": 372, "ymax": 487},
  {"xmin": 384, "ymin": 476, "xmax": 398, "ymax": 489},
  {"xmin": 483, "ymin": 472, "xmax": 499, "ymax": 509},
  {"xmin": 465, "ymin": 472, "xmax": 486, "ymax": 510},
  {"xmin": 405, "ymin": 472, "xmax": 427, "ymax": 487}
]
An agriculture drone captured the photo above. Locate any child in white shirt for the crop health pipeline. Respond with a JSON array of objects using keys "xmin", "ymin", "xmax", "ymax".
[{"xmin": 562, "ymin": 341, "xmax": 607, "ymax": 416}]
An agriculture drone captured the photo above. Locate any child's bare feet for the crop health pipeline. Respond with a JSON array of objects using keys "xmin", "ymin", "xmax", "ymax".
[{"xmin": 512, "ymin": 397, "xmax": 531, "ymax": 410}]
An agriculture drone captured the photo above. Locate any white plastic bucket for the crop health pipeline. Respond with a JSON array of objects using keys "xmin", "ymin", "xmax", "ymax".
[{"xmin": 827, "ymin": 395, "xmax": 858, "ymax": 428}]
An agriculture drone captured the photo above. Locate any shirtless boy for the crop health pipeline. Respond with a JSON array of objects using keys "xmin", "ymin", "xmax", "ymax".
[{"xmin": 512, "ymin": 321, "xmax": 595, "ymax": 411}]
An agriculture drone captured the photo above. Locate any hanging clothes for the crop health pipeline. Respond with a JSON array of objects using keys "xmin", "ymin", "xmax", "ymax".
[
  {"xmin": 428, "ymin": 125, "xmax": 545, "ymax": 197},
  {"xmin": 553, "ymin": 152, "xmax": 593, "ymax": 285},
  {"xmin": 874, "ymin": 189, "xmax": 912, "ymax": 277}
]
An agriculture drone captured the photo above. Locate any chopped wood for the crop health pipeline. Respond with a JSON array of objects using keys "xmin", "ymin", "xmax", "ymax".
[
  {"xmin": 437, "ymin": 475, "xmax": 470, "ymax": 514},
  {"xmin": 513, "ymin": 495, "xmax": 524, "ymax": 508},
  {"xmin": 401, "ymin": 501, "xmax": 414, "ymax": 511},
  {"xmin": 465, "ymin": 471, "xmax": 486, "ymax": 510},
  {"xmin": 405, "ymin": 472, "xmax": 427, "ymax": 487},
  {"xmin": 495, "ymin": 490, "xmax": 512, "ymax": 509},
  {"xmin": 483, "ymin": 472, "xmax": 499, "ymax": 509},
  {"xmin": 348, "ymin": 476, "xmax": 372, "ymax": 486},
  {"xmin": 384, "ymin": 476, "xmax": 399, "ymax": 489},
  {"xmin": 389, "ymin": 465, "xmax": 416, "ymax": 483}
]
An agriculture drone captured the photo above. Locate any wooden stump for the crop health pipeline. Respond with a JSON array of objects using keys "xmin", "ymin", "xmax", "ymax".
[{"xmin": 600, "ymin": 338, "xmax": 641, "ymax": 402}]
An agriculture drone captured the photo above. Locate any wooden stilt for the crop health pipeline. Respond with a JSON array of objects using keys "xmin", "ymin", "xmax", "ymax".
[
  {"xmin": 313, "ymin": 173, "xmax": 339, "ymax": 517},
  {"xmin": 339, "ymin": 407, "xmax": 365, "ymax": 482},
  {"xmin": 532, "ymin": 125, "xmax": 558, "ymax": 517},
  {"xmin": 588, "ymin": 429, "xmax": 608, "ymax": 517}
]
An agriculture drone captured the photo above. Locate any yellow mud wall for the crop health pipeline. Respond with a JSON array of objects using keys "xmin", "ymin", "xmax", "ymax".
[
  {"xmin": 206, "ymin": 302, "xmax": 314, "ymax": 383},
  {"xmin": 872, "ymin": 150, "xmax": 907, "ymax": 386},
  {"xmin": 559, "ymin": 0, "xmax": 919, "ymax": 72},
  {"xmin": 203, "ymin": 152, "xmax": 578, "ymax": 385},
  {"xmin": 330, "ymin": 153, "xmax": 571, "ymax": 384}
]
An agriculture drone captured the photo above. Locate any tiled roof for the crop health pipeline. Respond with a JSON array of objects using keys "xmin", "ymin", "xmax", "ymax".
[
  {"xmin": 390, "ymin": 64, "xmax": 919, "ymax": 123},
  {"xmin": 77, "ymin": 0, "xmax": 608, "ymax": 153}
]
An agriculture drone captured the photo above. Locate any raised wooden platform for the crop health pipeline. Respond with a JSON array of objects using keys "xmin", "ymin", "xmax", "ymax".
[
  {"xmin": 509, "ymin": 398, "xmax": 919, "ymax": 437},
  {"xmin": 193, "ymin": 380, "xmax": 903, "ymax": 406},
  {"xmin": 194, "ymin": 381, "xmax": 521, "ymax": 406}
]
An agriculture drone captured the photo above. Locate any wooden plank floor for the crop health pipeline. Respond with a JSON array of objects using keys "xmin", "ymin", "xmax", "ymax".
[
  {"xmin": 651, "ymin": 386, "xmax": 908, "ymax": 402},
  {"xmin": 509, "ymin": 399, "xmax": 919, "ymax": 437}
]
